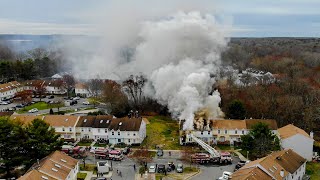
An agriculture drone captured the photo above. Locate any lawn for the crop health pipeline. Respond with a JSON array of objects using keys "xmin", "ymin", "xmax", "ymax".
[
  {"xmin": 17, "ymin": 102, "xmax": 63, "ymax": 113},
  {"xmin": 80, "ymin": 164, "xmax": 97, "ymax": 174},
  {"xmin": 77, "ymin": 141, "xmax": 92, "ymax": 146},
  {"xmin": 140, "ymin": 116, "xmax": 181, "ymax": 150},
  {"xmin": 306, "ymin": 162, "xmax": 320, "ymax": 180},
  {"xmin": 77, "ymin": 172, "xmax": 87, "ymax": 180}
]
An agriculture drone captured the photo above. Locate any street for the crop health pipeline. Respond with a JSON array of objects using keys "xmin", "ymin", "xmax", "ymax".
[{"xmin": 82, "ymin": 150, "xmax": 240, "ymax": 180}]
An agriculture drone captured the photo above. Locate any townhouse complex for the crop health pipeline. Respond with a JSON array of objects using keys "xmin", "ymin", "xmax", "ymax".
[
  {"xmin": 10, "ymin": 115, "xmax": 146, "ymax": 145},
  {"xmin": 0, "ymin": 81, "xmax": 23, "ymax": 101}
]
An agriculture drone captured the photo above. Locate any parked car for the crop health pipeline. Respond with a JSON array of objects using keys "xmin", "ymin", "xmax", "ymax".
[
  {"xmin": 82, "ymin": 101, "xmax": 90, "ymax": 105},
  {"xmin": 157, "ymin": 164, "xmax": 166, "ymax": 173},
  {"xmin": 157, "ymin": 149, "xmax": 163, "ymax": 156},
  {"xmin": 8, "ymin": 107, "xmax": 16, "ymax": 111},
  {"xmin": 28, "ymin": 108, "xmax": 39, "ymax": 113},
  {"xmin": 218, "ymin": 171, "xmax": 232, "ymax": 180},
  {"xmin": 48, "ymin": 95, "xmax": 54, "ymax": 99},
  {"xmin": 166, "ymin": 162, "xmax": 175, "ymax": 172},
  {"xmin": 73, "ymin": 96, "xmax": 80, "ymax": 100},
  {"xmin": 0, "ymin": 101, "xmax": 8, "ymax": 105},
  {"xmin": 149, "ymin": 165, "xmax": 156, "ymax": 173},
  {"xmin": 176, "ymin": 164, "xmax": 183, "ymax": 173},
  {"xmin": 16, "ymin": 104, "xmax": 24, "ymax": 108}
]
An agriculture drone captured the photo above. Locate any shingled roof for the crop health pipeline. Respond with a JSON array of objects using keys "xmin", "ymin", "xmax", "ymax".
[
  {"xmin": 76, "ymin": 116, "xmax": 96, "ymax": 127},
  {"xmin": 93, "ymin": 115, "xmax": 143, "ymax": 131},
  {"xmin": 245, "ymin": 119, "xmax": 278, "ymax": 130},
  {"xmin": 278, "ymin": 124, "xmax": 312, "ymax": 140}
]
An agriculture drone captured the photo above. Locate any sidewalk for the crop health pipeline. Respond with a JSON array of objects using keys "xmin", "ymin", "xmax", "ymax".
[{"xmin": 233, "ymin": 150, "xmax": 249, "ymax": 161}]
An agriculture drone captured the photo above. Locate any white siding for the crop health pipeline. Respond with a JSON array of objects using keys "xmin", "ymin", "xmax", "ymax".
[{"xmin": 281, "ymin": 134, "xmax": 314, "ymax": 161}]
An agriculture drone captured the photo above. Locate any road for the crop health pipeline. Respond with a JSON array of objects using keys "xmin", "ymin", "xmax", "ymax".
[{"xmin": 82, "ymin": 150, "xmax": 240, "ymax": 180}]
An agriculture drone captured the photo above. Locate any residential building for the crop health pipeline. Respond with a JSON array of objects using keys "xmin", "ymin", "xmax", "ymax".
[
  {"xmin": 75, "ymin": 116, "xmax": 96, "ymax": 140},
  {"xmin": 231, "ymin": 149, "xmax": 307, "ymax": 180},
  {"xmin": 43, "ymin": 115, "xmax": 80, "ymax": 141},
  {"xmin": 181, "ymin": 119, "xmax": 278, "ymax": 145},
  {"xmin": 0, "ymin": 81, "xmax": 23, "ymax": 100},
  {"xmin": 19, "ymin": 151, "xmax": 79, "ymax": 180},
  {"xmin": 45, "ymin": 80, "xmax": 66, "ymax": 95},
  {"xmin": 277, "ymin": 124, "xmax": 314, "ymax": 161},
  {"xmin": 92, "ymin": 115, "xmax": 146, "ymax": 145},
  {"xmin": 10, "ymin": 115, "xmax": 45, "ymax": 125},
  {"xmin": 75, "ymin": 83, "xmax": 91, "ymax": 97}
]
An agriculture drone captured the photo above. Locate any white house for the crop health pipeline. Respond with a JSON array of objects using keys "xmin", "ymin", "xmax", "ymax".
[
  {"xmin": 19, "ymin": 151, "xmax": 79, "ymax": 180},
  {"xmin": 92, "ymin": 115, "xmax": 146, "ymax": 145},
  {"xmin": 45, "ymin": 80, "xmax": 66, "ymax": 95},
  {"xmin": 277, "ymin": 124, "xmax": 314, "ymax": 161},
  {"xmin": 43, "ymin": 115, "xmax": 80, "ymax": 141},
  {"xmin": 0, "ymin": 81, "xmax": 23, "ymax": 101},
  {"xmin": 75, "ymin": 116, "xmax": 96, "ymax": 140},
  {"xmin": 75, "ymin": 83, "xmax": 91, "ymax": 97},
  {"xmin": 232, "ymin": 149, "xmax": 307, "ymax": 180}
]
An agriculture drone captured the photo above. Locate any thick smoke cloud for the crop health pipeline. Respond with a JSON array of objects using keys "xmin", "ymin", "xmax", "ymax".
[{"xmin": 61, "ymin": 1, "xmax": 231, "ymax": 130}]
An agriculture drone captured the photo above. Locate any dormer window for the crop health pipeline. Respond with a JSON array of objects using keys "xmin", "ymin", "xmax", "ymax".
[
  {"xmin": 118, "ymin": 132, "xmax": 120, "ymax": 136},
  {"xmin": 112, "ymin": 131, "xmax": 114, "ymax": 136}
]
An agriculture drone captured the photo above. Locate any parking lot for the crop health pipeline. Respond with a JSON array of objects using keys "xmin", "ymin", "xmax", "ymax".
[{"xmin": 82, "ymin": 149, "xmax": 240, "ymax": 180}]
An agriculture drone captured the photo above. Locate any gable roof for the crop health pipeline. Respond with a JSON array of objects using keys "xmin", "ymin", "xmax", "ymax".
[
  {"xmin": 93, "ymin": 115, "xmax": 114, "ymax": 128},
  {"xmin": 43, "ymin": 115, "xmax": 79, "ymax": 127},
  {"xmin": 75, "ymin": 83, "xmax": 88, "ymax": 90},
  {"xmin": 93, "ymin": 115, "xmax": 143, "ymax": 131},
  {"xmin": 76, "ymin": 116, "xmax": 96, "ymax": 127},
  {"xmin": 19, "ymin": 151, "xmax": 78, "ymax": 180},
  {"xmin": 240, "ymin": 149, "xmax": 306, "ymax": 179},
  {"xmin": 278, "ymin": 124, "xmax": 312, "ymax": 140},
  {"xmin": 0, "ymin": 81, "xmax": 21, "ymax": 92},
  {"xmin": 10, "ymin": 115, "xmax": 44, "ymax": 126},
  {"xmin": 211, "ymin": 120, "xmax": 247, "ymax": 129},
  {"xmin": 245, "ymin": 119, "xmax": 278, "ymax": 130},
  {"xmin": 231, "ymin": 166, "xmax": 272, "ymax": 180}
]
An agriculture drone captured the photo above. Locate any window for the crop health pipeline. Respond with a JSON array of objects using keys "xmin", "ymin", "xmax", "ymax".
[
  {"xmin": 242, "ymin": 130, "xmax": 244, "ymax": 134},
  {"xmin": 118, "ymin": 132, "xmax": 120, "ymax": 136},
  {"xmin": 133, "ymin": 133, "xmax": 136, "ymax": 136},
  {"xmin": 62, "ymin": 127, "xmax": 65, "ymax": 132},
  {"xmin": 201, "ymin": 131, "xmax": 203, "ymax": 135},
  {"xmin": 208, "ymin": 131, "xmax": 211, "ymax": 135},
  {"xmin": 105, "ymin": 129, "xmax": 108, "ymax": 133},
  {"xmin": 118, "ymin": 139, "xmax": 121, "ymax": 143},
  {"xmin": 128, "ymin": 139, "xmax": 131, "ymax": 143},
  {"xmin": 88, "ymin": 128, "xmax": 91, "ymax": 132},
  {"xmin": 218, "ymin": 130, "xmax": 220, "ymax": 134},
  {"xmin": 235, "ymin": 130, "xmax": 237, "ymax": 134},
  {"xmin": 225, "ymin": 130, "xmax": 227, "ymax": 134},
  {"xmin": 127, "ymin": 132, "xmax": 130, "ymax": 136},
  {"xmin": 112, "ymin": 132, "xmax": 114, "ymax": 135},
  {"xmin": 98, "ymin": 129, "xmax": 100, "ymax": 133},
  {"xmin": 81, "ymin": 128, "xmax": 84, "ymax": 132}
]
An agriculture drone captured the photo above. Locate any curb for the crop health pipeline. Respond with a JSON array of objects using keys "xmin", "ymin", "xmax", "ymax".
[{"xmin": 185, "ymin": 169, "xmax": 201, "ymax": 180}]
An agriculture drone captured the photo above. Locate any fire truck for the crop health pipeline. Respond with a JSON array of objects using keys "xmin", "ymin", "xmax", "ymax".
[
  {"xmin": 94, "ymin": 149, "xmax": 109, "ymax": 159},
  {"xmin": 61, "ymin": 145, "xmax": 86, "ymax": 159},
  {"xmin": 108, "ymin": 150, "xmax": 123, "ymax": 161}
]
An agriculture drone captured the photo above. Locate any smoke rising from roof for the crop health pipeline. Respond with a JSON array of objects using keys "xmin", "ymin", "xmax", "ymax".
[{"xmin": 61, "ymin": 1, "xmax": 231, "ymax": 130}]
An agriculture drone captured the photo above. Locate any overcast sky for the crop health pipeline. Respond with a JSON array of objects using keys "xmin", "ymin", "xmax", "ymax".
[{"xmin": 0, "ymin": 0, "xmax": 319, "ymax": 37}]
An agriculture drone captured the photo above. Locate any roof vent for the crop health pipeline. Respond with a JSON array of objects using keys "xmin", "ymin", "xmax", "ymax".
[
  {"xmin": 41, "ymin": 176, "xmax": 49, "ymax": 180},
  {"xmin": 84, "ymin": 119, "xmax": 87, "ymax": 123},
  {"xmin": 51, "ymin": 168, "xmax": 58, "ymax": 172},
  {"xmin": 100, "ymin": 120, "xmax": 103, "ymax": 123},
  {"xmin": 61, "ymin": 159, "xmax": 67, "ymax": 163},
  {"xmin": 119, "ymin": 122, "xmax": 122, "ymax": 126},
  {"xmin": 55, "ymin": 164, "xmax": 61, "ymax": 168}
]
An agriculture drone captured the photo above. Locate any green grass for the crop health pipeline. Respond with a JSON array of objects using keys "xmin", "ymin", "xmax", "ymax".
[
  {"xmin": 155, "ymin": 174, "xmax": 166, "ymax": 180},
  {"xmin": 140, "ymin": 116, "xmax": 180, "ymax": 150},
  {"xmin": 77, "ymin": 142, "xmax": 92, "ymax": 146},
  {"xmin": 80, "ymin": 164, "xmax": 97, "ymax": 174},
  {"xmin": 77, "ymin": 172, "xmax": 87, "ymax": 180},
  {"xmin": 184, "ymin": 167, "xmax": 198, "ymax": 173},
  {"xmin": 93, "ymin": 143, "xmax": 107, "ymax": 147},
  {"xmin": 306, "ymin": 162, "xmax": 320, "ymax": 180},
  {"xmin": 17, "ymin": 102, "xmax": 64, "ymax": 113}
]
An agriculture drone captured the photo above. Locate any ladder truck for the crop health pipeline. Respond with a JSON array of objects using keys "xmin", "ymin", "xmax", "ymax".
[{"xmin": 190, "ymin": 134, "xmax": 232, "ymax": 164}]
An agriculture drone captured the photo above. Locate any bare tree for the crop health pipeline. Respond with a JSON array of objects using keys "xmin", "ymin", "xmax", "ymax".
[
  {"xmin": 122, "ymin": 75, "xmax": 146, "ymax": 109},
  {"xmin": 87, "ymin": 78, "xmax": 103, "ymax": 99},
  {"xmin": 63, "ymin": 75, "xmax": 75, "ymax": 97}
]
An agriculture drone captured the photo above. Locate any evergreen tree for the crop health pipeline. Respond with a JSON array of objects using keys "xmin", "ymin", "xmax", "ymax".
[{"xmin": 227, "ymin": 100, "xmax": 246, "ymax": 119}]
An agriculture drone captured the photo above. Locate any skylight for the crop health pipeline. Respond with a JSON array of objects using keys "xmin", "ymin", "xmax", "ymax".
[
  {"xmin": 61, "ymin": 159, "xmax": 67, "ymax": 163},
  {"xmin": 119, "ymin": 122, "xmax": 122, "ymax": 126},
  {"xmin": 55, "ymin": 164, "xmax": 61, "ymax": 168},
  {"xmin": 100, "ymin": 120, "xmax": 103, "ymax": 123},
  {"xmin": 84, "ymin": 119, "xmax": 87, "ymax": 123},
  {"xmin": 41, "ymin": 176, "xmax": 49, "ymax": 180},
  {"xmin": 51, "ymin": 168, "xmax": 58, "ymax": 172}
]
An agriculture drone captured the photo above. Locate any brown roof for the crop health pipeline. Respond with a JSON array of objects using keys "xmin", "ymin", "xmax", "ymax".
[
  {"xmin": 211, "ymin": 120, "xmax": 247, "ymax": 129},
  {"xmin": 245, "ymin": 119, "xmax": 278, "ymax": 130},
  {"xmin": 76, "ymin": 116, "xmax": 96, "ymax": 127},
  {"xmin": 10, "ymin": 115, "xmax": 44, "ymax": 126},
  {"xmin": 241, "ymin": 149, "xmax": 306, "ymax": 179},
  {"xmin": 20, "ymin": 151, "xmax": 78, "ymax": 180},
  {"xmin": 231, "ymin": 167, "xmax": 272, "ymax": 180},
  {"xmin": 0, "ymin": 81, "xmax": 21, "ymax": 92},
  {"xmin": 93, "ymin": 115, "xmax": 143, "ymax": 131},
  {"xmin": 75, "ymin": 83, "xmax": 87, "ymax": 89},
  {"xmin": 278, "ymin": 124, "xmax": 312, "ymax": 140},
  {"xmin": 44, "ymin": 80, "xmax": 64, "ymax": 87},
  {"xmin": 23, "ymin": 80, "xmax": 45, "ymax": 87},
  {"xmin": 43, "ymin": 115, "xmax": 79, "ymax": 127}
]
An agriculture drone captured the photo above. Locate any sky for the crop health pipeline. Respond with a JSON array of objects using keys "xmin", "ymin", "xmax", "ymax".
[{"xmin": 0, "ymin": 0, "xmax": 319, "ymax": 37}]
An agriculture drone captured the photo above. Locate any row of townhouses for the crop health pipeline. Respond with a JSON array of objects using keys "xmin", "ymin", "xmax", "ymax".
[
  {"xmin": 180, "ymin": 119, "xmax": 314, "ymax": 161},
  {"xmin": 10, "ymin": 115, "xmax": 147, "ymax": 145},
  {"xmin": 232, "ymin": 149, "xmax": 307, "ymax": 180},
  {"xmin": 19, "ymin": 151, "xmax": 79, "ymax": 180},
  {"xmin": 0, "ymin": 80, "xmax": 92, "ymax": 100}
]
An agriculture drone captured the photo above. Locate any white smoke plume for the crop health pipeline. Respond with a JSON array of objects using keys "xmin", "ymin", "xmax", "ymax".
[{"xmin": 60, "ymin": 1, "xmax": 231, "ymax": 130}]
